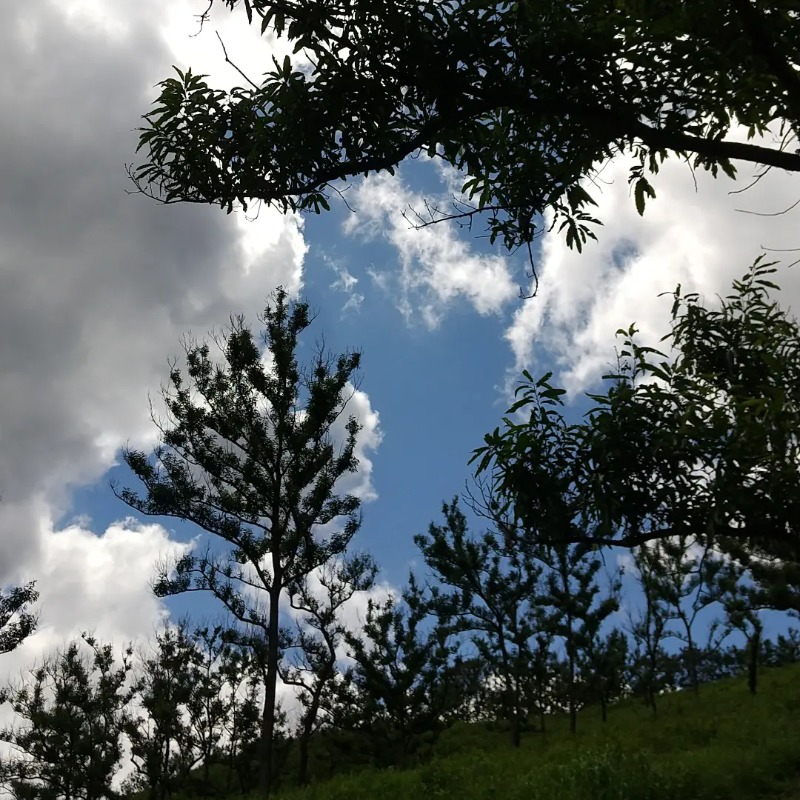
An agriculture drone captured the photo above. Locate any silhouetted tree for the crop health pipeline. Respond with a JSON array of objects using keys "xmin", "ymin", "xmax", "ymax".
[
  {"xmin": 415, "ymin": 497, "xmax": 541, "ymax": 747},
  {"xmin": 116, "ymin": 288, "xmax": 364, "ymax": 797},
  {"xmin": 339, "ymin": 576, "xmax": 460, "ymax": 766},
  {"xmin": 0, "ymin": 582, "xmax": 38, "ymax": 656},
  {"xmin": 0, "ymin": 634, "xmax": 133, "ymax": 800},
  {"xmin": 476, "ymin": 261, "xmax": 800, "ymax": 604},
  {"xmin": 280, "ymin": 553, "xmax": 377, "ymax": 786},
  {"xmin": 123, "ymin": 620, "xmax": 199, "ymax": 800},
  {"xmin": 133, "ymin": 0, "xmax": 800, "ymax": 256},
  {"xmin": 581, "ymin": 628, "xmax": 629, "ymax": 723}
]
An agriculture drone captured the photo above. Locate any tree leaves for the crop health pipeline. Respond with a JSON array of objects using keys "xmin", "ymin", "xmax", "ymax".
[
  {"xmin": 474, "ymin": 261, "xmax": 800, "ymax": 594},
  {"xmin": 131, "ymin": 0, "xmax": 800, "ymax": 251},
  {"xmin": 633, "ymin": 177, "xmax": 656, "ymax": 216}
]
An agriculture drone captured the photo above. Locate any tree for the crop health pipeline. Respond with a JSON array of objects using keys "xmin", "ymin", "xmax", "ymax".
[
  {"xmin": 338, "ymin": 576, "xmax": 461, "ymax": 767},
  {"xmin": 214, "ymin": 644, "xmax": 263, "ymax": 795},
  {"xmin": 536, "ymin": 541, "xmax": 619, "ymax": 733},
  {"xmin": 0, "ymin": 634, "xmax": 133, "ymax": 800},
  {"xmin": 581, "ymin": 628, "xmax": 629, "ymax": 723},
  {"xmin": 640, "ymin": 536, "xmax": 726, "ymax": 691},
  {"xmin": 761, "ymin": 629, "xmax": 800, "ymax": 668},
  {"xmin": 115, "ymin": 288, "xmax": 364, "ymax": 797},
  {"xmin": 184, "ymin": 623, "xmax": 241, "ymax": 792},
  {"xmin": 527, "ymin": 632, "xmax": 561, "ymax": 733},
  {"xmin": 280, "ymin": 552, "xmax": 377, "ymax": 786},
  {"xmin": 626, "ymin": 545, "xmax": 674, "ymax": 713},
  {"xmin": 468, "ymin": 381, "xmax": 618, "ymax": 734},
  {"xmin": 0, "ymin": 582, "xmax": 38, "ymax": 656},
  {"xmin": 0, "ymin": 498, "xmax": 40, "ymax": 656},
  {"xmin": 715, "ymin": 562, "xmax": 766, "ymax": 695},
  {"xmin": 474, "ymin": 261, "xmax": 800, "ymax": 583},
  {"xmin": 124, "ymin": 621, "xmax": 200, "ymax": 800},
  {"xmin": 415, "ymin": 497, "xmax": 541, "ymax": 747},
  {"xmin": 132, "ymin": 0, "xmax": 800, "ymax": 255}
]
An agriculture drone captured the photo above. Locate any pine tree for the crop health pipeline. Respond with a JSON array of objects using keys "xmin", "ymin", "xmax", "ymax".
[
  {"xmin": 340, "ymin": 576, "xmax": 460, "ymax": 766},
  {"xmin": 0, "ymin": 582, "xmax": 38, "ymax": 656},
  {"xmin": 642, "ymin": 536, "xmax": 726, "ymax": 691},
  {"xmin": 581, "ymin": 628, "xmax": 629, "ymax": 723},
  {"xmin": 415, "ymin": 497, "xmax": 541, "ymax": 747},
  {"xmin": 0, "ymin": 499, "xmax": 39, "ymax": 657},
  {"xmin": 123, "ymin": 621, "xmax": 199, "ymax": 800},
  {"xmin": 535, "ymin": 542, "xmax": 619, "ymax": 733},
  {"xmin": 280, "ymin": 553, "xmax": 377, "ymax": 785},
  {"xmin": 627, "ymin": 545, "xmax": 673, "ymax": 713},
  {"xmin": 116, "ymin": 288, "xmax": 364, "ymax": 797},
  {"xmin": 0, "ymin": 635, "xmax": 133, "ymax": 800}
]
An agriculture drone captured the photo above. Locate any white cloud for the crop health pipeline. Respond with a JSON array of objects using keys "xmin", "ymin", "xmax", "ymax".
[
  {"xmin": 344, "ymin": 171, "xmax": 520, "ymax": 327},
  {"xmin": 328, "ymin": 261, "xmax": 365, "ymax": 314},
  {"xmin": 504, "ymin": 130, "xmax": 800, "ymax": 395},
  {"xmin": 0, "ymin": 0, "xmax": 310, "ymax": 699},
  {"xmin": 334, "ymin": 385, "xmax": 383, "ymax": 503}
]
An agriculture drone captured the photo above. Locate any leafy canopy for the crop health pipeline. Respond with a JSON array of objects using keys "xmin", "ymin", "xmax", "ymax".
[
  {"xmin": 473, "ymin": 260, "xmax": 800, "ymax": 599},
  {"xmin": 133, "ymin": 0, "xmax": 800, "ymax": 252}
]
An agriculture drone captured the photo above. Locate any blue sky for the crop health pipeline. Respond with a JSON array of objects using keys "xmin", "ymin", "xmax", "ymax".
[
  {"xmin": 2, "ymin": 0, "xmax": 799, "ymax": 688},
  {"xmin": 61, "ymin": 160, "xmax": 533, "ymax": 599}
]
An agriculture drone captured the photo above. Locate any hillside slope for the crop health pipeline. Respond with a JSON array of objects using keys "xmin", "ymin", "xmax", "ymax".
[{"xmin": 266, "ymin": 664, "xmax": 800, "ymax": 800}]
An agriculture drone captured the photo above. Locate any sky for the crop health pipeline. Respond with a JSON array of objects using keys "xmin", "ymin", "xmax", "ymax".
[{"xmin": 1, "ymin": 0, "xmax": 800, "ymax": 702}]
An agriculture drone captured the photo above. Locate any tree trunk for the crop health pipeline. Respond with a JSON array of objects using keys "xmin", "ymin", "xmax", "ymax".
[
  {"xmin": 257, "ymin": 589, "xmax": 282, "ymax": 798},
  {"xmin": 685, "ymin": 629, "xmax": 699, "ymax": 693},
  {"xmin": 297, "ymin": 672, "xmax": 328, "ymax": 785},
  {"xmin": 568, "ymin": 651, "xmax": 577, "ymax": 734},
  {"xmin": 600, "ymin": 696, "xmax": 607, "ymax": 724},
  {"xmin": 747, "ymin": 625, "xmax": 761, "ymax": 696}
]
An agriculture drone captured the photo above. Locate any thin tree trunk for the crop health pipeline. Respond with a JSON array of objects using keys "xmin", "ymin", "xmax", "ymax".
[
  {"xmin": 568, "ymin": 650, "xmax": 577, "ymax": 734},
  {"xmin": 748, "ymin": 625, "xmax": 761, "ymax": 696},
  {"xmin": 684, "ymin": 625, "xmax": 699, "ymax": 693},
  {"xmin": 258, "ymin": 589, "xmax": 282, "ymax": 798}
]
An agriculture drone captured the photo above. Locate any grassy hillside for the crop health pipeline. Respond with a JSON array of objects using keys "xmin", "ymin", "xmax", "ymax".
[{"xmin": 263, "ymin": 664, "xmax": 800, "ymax": 800}]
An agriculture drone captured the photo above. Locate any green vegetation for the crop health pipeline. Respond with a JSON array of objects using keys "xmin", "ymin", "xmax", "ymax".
[
  {"xmin": 2, "ymin": 266, "xmax": 798, "ymax": 800},
  {"xmin": 263, "ymin": 663, "xmax": 800, "ymax": 800},
  {"xmin": 131, "ymin": 0, "xmax": 800, "ymax": 255}
]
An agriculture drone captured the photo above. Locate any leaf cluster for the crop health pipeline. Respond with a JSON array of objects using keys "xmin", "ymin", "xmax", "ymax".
[{"xmin": 133, "ymin": 0, "xmax": 800, "ymax": 251}]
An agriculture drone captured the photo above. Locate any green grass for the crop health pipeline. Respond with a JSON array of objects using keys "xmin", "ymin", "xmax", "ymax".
[{"xmin": 268, "ymin": 664, "xmax": 800, "ymax": 800}]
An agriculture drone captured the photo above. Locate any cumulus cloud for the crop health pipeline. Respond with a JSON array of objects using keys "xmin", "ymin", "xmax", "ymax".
[
  {"xmin": 3, "ymin": 519, "xmax": 193, "ymax": 671},
  {"xmin": 343, "ymin": 171, "xmax": 520, "ymax": 327},
  {"xmin": 0, "ymin": 0, "xmax": 313, "ymax": 688},
  {"xmin": 504, "ymin": 131, "xmax": 800, "ymax": 395}
]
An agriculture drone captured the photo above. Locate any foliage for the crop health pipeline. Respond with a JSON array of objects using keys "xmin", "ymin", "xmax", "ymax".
[
  {"xmin": 637, "ymin": 536, "xmax": 726, "ymax": 691},
  {"xmin": 115, "ymin": 287, "xmax": 364, "ymax": 796},
  {"xmin": 625, "ymin": 545, "xmax": 675, "ymax": 712},
  {"xmin": 0, "ymin": 581, "xmax": 39, "ymax": 656},
  {"xmin": 0, "ymin": 634, "xmax": 133, "ymax": 800},
  {"xmin": 337, "ymin": 576, "xmax": 461, "ymax": 767},
  {"xmin": 580, "ymin": 628, "xmax": 628, "ymax": 723},
  {"xmin": 0, "ymin": 499, "xmax": 40, "ymax": 656},
  {"xmin": 281, "ymin": 553, "xmax": 378, "ymax": 785},
  {"xmin": 534, "ymin": 540, "xmax": 619, "ymax": 733},
  {"xmin": 124, "ymin": 620, "xmax": 200, "ymax": 800},
  {"xmin": 414, "ymin": 497, "xmax": 541, "ymax": 746},
  {"xmin": 132, "ymin": 0, "xmax": 800, "ymax": 253},
  {"xmin": 474, "ymin": 261, "xmax": 800, "ymax": 587}
]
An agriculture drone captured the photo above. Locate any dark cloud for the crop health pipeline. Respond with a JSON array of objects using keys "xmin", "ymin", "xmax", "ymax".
[{"xmin": 0, "ymin": 1, "xmax": 307, "ymax": 576}]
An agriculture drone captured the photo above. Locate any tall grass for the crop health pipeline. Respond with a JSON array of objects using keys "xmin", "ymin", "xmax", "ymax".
[{"xmin": 268, "ymin": 663, "xmax": 800, "ymax": 800}]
